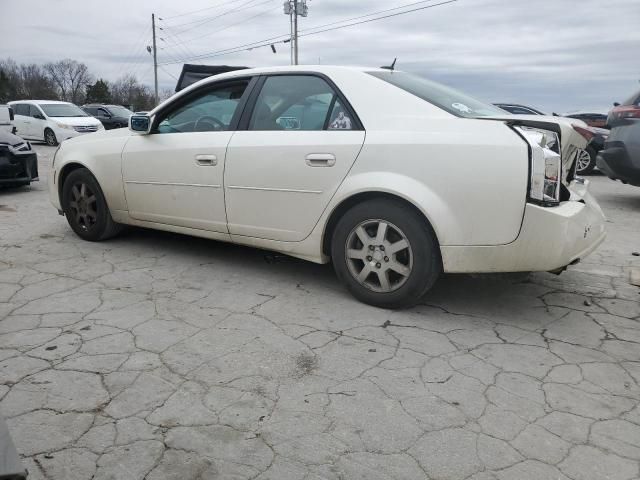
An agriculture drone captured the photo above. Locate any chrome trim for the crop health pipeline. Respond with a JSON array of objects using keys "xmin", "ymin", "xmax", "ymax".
[
  {"xmin": 125, "ymin": 181, "xmax": 221, "ymax": 188},
  {"xmin": 226, "ymin": 185, "xmax": 322, "ymax": 194}
]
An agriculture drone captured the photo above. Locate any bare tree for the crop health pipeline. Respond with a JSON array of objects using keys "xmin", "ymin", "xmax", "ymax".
[
  {"xmin": 43, "ymin": 59, "xmax": 92, "ymax": 104},
  {"xmin": 110, "ymin": 74, "xmax": 156, "ymax": 111},
  {"xmin": 0, "ymin": 58, "xmax": 58, "ymax": 101}
]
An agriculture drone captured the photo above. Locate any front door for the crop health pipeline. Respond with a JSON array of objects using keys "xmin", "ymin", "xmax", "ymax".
[
  {"xmin": 121, "ymin": 78, "xmax": 252, "ymax": 232},
  {"xmin": 29, "ymin": 105, "xmax": 46, "ymax": 140},
  {"xmin": 225, "ymin": 74, "xmax": 365, "ymax": 242}
]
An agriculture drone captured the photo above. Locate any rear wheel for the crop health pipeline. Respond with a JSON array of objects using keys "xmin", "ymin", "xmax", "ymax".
[
  {"xmin": 331, "ymin": 199, "xmax": 441, "ymax": 309},
  {"xmin": 576, "ymin": 146, "xmax": 596, "ymax": 174},
  {"xmin": 44, "ymin": 128, "xmax": 58, "ymax": 146},
  {"xmin": 61, "ymin": 168, "xmax": 122, "ymax": 241}
]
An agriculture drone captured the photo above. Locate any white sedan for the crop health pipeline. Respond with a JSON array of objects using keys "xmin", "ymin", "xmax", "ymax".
[{"xmin": 49, "ymin": 66, "xmax": 606, "ymax": 308}]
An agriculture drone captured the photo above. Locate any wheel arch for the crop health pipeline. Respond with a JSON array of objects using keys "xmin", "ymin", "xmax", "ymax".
[
  {"xmin": 57, "ymin": 162, "xmax": 98, "ymax": 205},
  {"xmin": 321, "ymin": 190, "xmax": 442, "ymax": 257}
]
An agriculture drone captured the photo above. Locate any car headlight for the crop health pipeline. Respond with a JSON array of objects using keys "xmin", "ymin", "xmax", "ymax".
[
  {"xmin": 514, "ymin": 126, "xmax": 562, "ymax": 206},
  {"xmin": 55, "ymin": 122, "xmax": 73, "ymax": 130}
]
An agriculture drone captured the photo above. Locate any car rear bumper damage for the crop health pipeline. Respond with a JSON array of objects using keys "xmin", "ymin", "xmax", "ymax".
[{"xmin": 440, "ymin": 181, "xmax": 606, "ymax": 273}]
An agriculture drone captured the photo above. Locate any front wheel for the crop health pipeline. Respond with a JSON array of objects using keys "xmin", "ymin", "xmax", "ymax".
[
  {"xmin": 44, "ymin": 128, "xmax": 58, "ymax": 146},
  {"xmin": 61, "ymin": 168, "xmax": 122, "ymax": 241},
  {"xmin": 576, "ymin": 146, "xmax": 596, "ymax": 175},
  {"xmin": 331, "ymin": 199, "xmax": 441, "ymax": 309}
]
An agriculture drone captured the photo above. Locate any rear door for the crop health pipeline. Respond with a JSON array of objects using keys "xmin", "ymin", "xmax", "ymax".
[
  {"xmin": 29, "ymin": 105, "xmax": 46, "ymax": 140},
  {"xmin": 224, "ymin": 74, "xmax": 365, "ymax": 241}
]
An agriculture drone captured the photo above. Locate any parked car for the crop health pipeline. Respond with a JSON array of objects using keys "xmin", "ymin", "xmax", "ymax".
[
  {"xmin": 597, "ymin": 89, "xmax": 640, "ymax": 186},
  {"xmin": 49, "ymin": 66, "xmax": 605, "ymax": 308},
  {"xmin": 495, "ymin": 103, "xmax": 606, "ymax": 174},
  {"xmin": 8, "ymin": 100, "xmax": 104, "ymax": 146},
  {"xmin": 564, "ymin": 111, "xmax": 608, "ymax": 128},
  {"xmin": 0, "ymin": 130, "xmax": 38, "ymax": 187},
  {"xmin": 494, "ymin": 103, "xmax": 546, "ymax": 115},
  {"xmin": 82, "ymin": 104, "xmax": 134, "ymax": 130},
  {"xmin": 0, "ymin": 105, "xmax": 16, "ymax": 135},
  {"xmin": 606, "ymin": 88, "xmax": 640, "ymax": 126}
]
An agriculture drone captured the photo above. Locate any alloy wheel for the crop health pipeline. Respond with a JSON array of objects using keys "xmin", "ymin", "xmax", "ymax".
[
  {"xmin": 576, "ymin": 149, "xmax": 592, "ymax": 173},
  {"xmin": 68, "ymin": 182, "xmax": 98, "ymax": 232},
  {"xmin": 45, "ymin": 130, "xmax": 57, "ymax": 146},
  {"xmin": 345, "ymin": 219, "xmax": 413, "ymax": 293}
]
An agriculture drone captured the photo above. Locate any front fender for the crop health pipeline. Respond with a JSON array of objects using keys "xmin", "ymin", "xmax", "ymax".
[{"xmin": 53, "ymin": 134, "xmax": 130, "ymax": 212}]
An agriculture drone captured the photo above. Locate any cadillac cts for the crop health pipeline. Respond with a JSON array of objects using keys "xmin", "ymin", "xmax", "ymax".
[{"xmin": 48, "ymin": 66, "xmax": 606, "ymax": 308}]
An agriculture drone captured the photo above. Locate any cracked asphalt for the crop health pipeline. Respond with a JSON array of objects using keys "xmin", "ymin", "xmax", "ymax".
[{"xmin": 1, "ymin": 144, "xmax": 639, "ymax": 480}]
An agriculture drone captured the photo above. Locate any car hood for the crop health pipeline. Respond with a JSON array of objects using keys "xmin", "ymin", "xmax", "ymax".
[
  {"xmin": 61, "ymin": 124, "xmax": 133, "ymax": 146},
  {"xmin": 49, "ymin": 116, "xmax": 103, "ymax": 127},
  {"xmin": 0, "ymin": 130, "xmax": 27, "ymax": 145},
  {"xmin": 484, "ymin": 114, "xmax": 588, "ymax": 176}
]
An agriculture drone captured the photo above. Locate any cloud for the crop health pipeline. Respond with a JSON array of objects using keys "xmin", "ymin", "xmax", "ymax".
[{"xmin": 1, "ymin": 0, "xmax": 638, "ymax": 111}]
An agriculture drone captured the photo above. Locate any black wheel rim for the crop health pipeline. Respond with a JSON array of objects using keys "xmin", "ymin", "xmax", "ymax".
[{"xmin": 69, "ymin": 182, "xmax": 98, "ymax": 232}]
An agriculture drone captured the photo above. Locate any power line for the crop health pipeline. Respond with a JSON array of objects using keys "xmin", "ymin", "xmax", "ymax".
[
  {"xmin": 299, "ymin": 0, "xmax": 458, "ymax": 38},
  {"xmin": 158, "ymin": 4, "xmax": 280, "ymax": 50},
  {"xmin": 301, "ymin": 0, "xmax": 444, "ymax": 34},
  {"xmin": 158, "ymin": 0, "xmax": 457, "ymax": 65},
  {"xmin": 160, "ymin": 0, "xmax": 271, "ymax": 33},
  {"xmin": 161, "ymin": 0, "xmax": 247, "ymax": 20}
]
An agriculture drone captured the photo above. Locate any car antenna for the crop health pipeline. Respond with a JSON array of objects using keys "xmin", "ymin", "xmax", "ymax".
[{"xmin": 381, "ymin": 58, "xmax": 397, "ymax": 71}]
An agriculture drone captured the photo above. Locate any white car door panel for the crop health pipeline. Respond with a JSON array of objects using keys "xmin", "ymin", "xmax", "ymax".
[
  {"xmin": 225, "ymin": 130, "xmax": 365, "ymax": 241},
  {"xmin": 122, "ymin": 132, "xmax": 231, "ymax": 232},
  {"xmin": 121, "ymin": 78, "xmax": 252, "ymax": 232},
  {"xmin": 224, "ymin": 74, "xmax": 365, "ymax": 242}
]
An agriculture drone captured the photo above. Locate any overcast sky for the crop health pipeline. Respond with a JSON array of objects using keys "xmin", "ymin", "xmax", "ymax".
[{"xmin": 2, "ymin": 0, "xmax": 639, "ymax": 113}]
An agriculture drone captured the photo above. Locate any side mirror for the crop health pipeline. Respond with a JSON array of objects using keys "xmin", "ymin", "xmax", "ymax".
[
  {"xmin": 613, "ymin": 102, "xmax": 620, "ymax": 107},
  {"xmin": 129, "ymin": 115, "xmax": 151, "ymax": 134},
  {"xmin": 34, "ymin": 114, "xmax": 45, "ymax": 120}
]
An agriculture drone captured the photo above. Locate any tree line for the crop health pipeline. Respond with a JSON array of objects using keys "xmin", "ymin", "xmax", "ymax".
[{"xmin": 0, "ymin": 58, "xmax": 173, "ymax": 111}]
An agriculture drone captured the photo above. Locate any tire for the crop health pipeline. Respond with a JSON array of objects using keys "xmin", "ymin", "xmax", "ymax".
[
  {"xmin": 61, "ymin": 168, "xmax": 123, "ymax": 241},
  {"xmin": 331, "ymin": 199, "xmax": 441, "ymax": 309},
  {"xmin": 576, "ymin": 146, "xmax": 596, "ymax": 175},
  {"xmin": 44, "ymin": 128, "xmax": 58, "ymax": 146}
]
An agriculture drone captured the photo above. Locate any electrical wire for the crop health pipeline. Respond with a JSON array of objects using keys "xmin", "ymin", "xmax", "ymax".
[
  {"xmin": 161, "ymin": 0, "xmax": 248, "ymax": 20},
  {"xmin": 161, "ymin": 0, "xmax": 271, "ymax": 33},
  {"xmin": 159, "ymin": 4, "xmax": 281, "ymax": 50},
  {"xmin": 158, "ymin": 0, "xmax": 458, "ymax": 65}
]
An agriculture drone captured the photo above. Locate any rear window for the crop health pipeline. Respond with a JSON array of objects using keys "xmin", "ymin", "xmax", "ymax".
[
  {"xmin": 622, "ymin": 89, "xmax": 640, "ymax": 106},
  {"xmin": 368, "ymin": 71, "xmax": 505, "ymax": 118}
]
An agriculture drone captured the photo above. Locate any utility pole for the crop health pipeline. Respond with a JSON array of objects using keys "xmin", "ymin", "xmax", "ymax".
[
  {"xmin": 151, "ymin": 13, "xmax": 159, "ymax": 105},
  {"xmin": 283, "ymin": 1, "xmax": 308, "ymax": 66}
]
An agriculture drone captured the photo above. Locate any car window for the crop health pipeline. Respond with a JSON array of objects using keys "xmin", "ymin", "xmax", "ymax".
[
  {"xmin": 249, "ymin": 75, "xmax": 352, "ymax": 131},
  {"xmin": 29, "ymin": 105, "xmax": 43, "ymax": 118},
  {"xmin": 14, "ymin": 104, "xmax": 29, "ymax": 116},
  {"xmin": 369, "ymin": 71, "xmax": 505, "ymax": 118},
  {"xmin": 622, "ymin": 89, "xmax": 640, "ymax": 106},
  {"xmin": 98, "ymin": 108, "xmax": 110, "ymax": 117},
  {"xmin": 157, "ymin": 81, "xmax": 249, "ymax": 134},
  {"xmin": 503, "ymin": 106, "xmax": 539, "ymax": 115}
]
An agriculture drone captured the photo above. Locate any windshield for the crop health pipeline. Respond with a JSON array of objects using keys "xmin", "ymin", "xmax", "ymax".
[
  {"xmin": 622, "ymin": 89, "xmax": 640, "ymax": 106},
  {"xmin": 368, "ymin": 71, "xmax": 505, "ymax": 118},
  {"xmin": 108, "ymin": 105, "xmax": 133, "ymax": 117},
  {"xmin": 40, "ymin": 103, "xmax": 88, "ymax": 118}
]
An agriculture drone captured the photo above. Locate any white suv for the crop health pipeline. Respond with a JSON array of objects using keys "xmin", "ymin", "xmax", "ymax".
[{"xmin": 8, "ymin": 100, "xmax": 103, "ymax": 146}]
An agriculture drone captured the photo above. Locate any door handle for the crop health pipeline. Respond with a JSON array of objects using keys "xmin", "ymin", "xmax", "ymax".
[
  {"xmin": 305, "ymin": 153, "xmax": 336, "ymax": 167},
  {"xmin": 195, "ymin": 154, "xmax": 217, "ymax": 166}
]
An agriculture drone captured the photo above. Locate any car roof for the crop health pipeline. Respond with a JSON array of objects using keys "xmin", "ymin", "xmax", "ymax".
[{"xmin": 8, "ymin": 100, "xmax": 73, "ymax": 105}]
